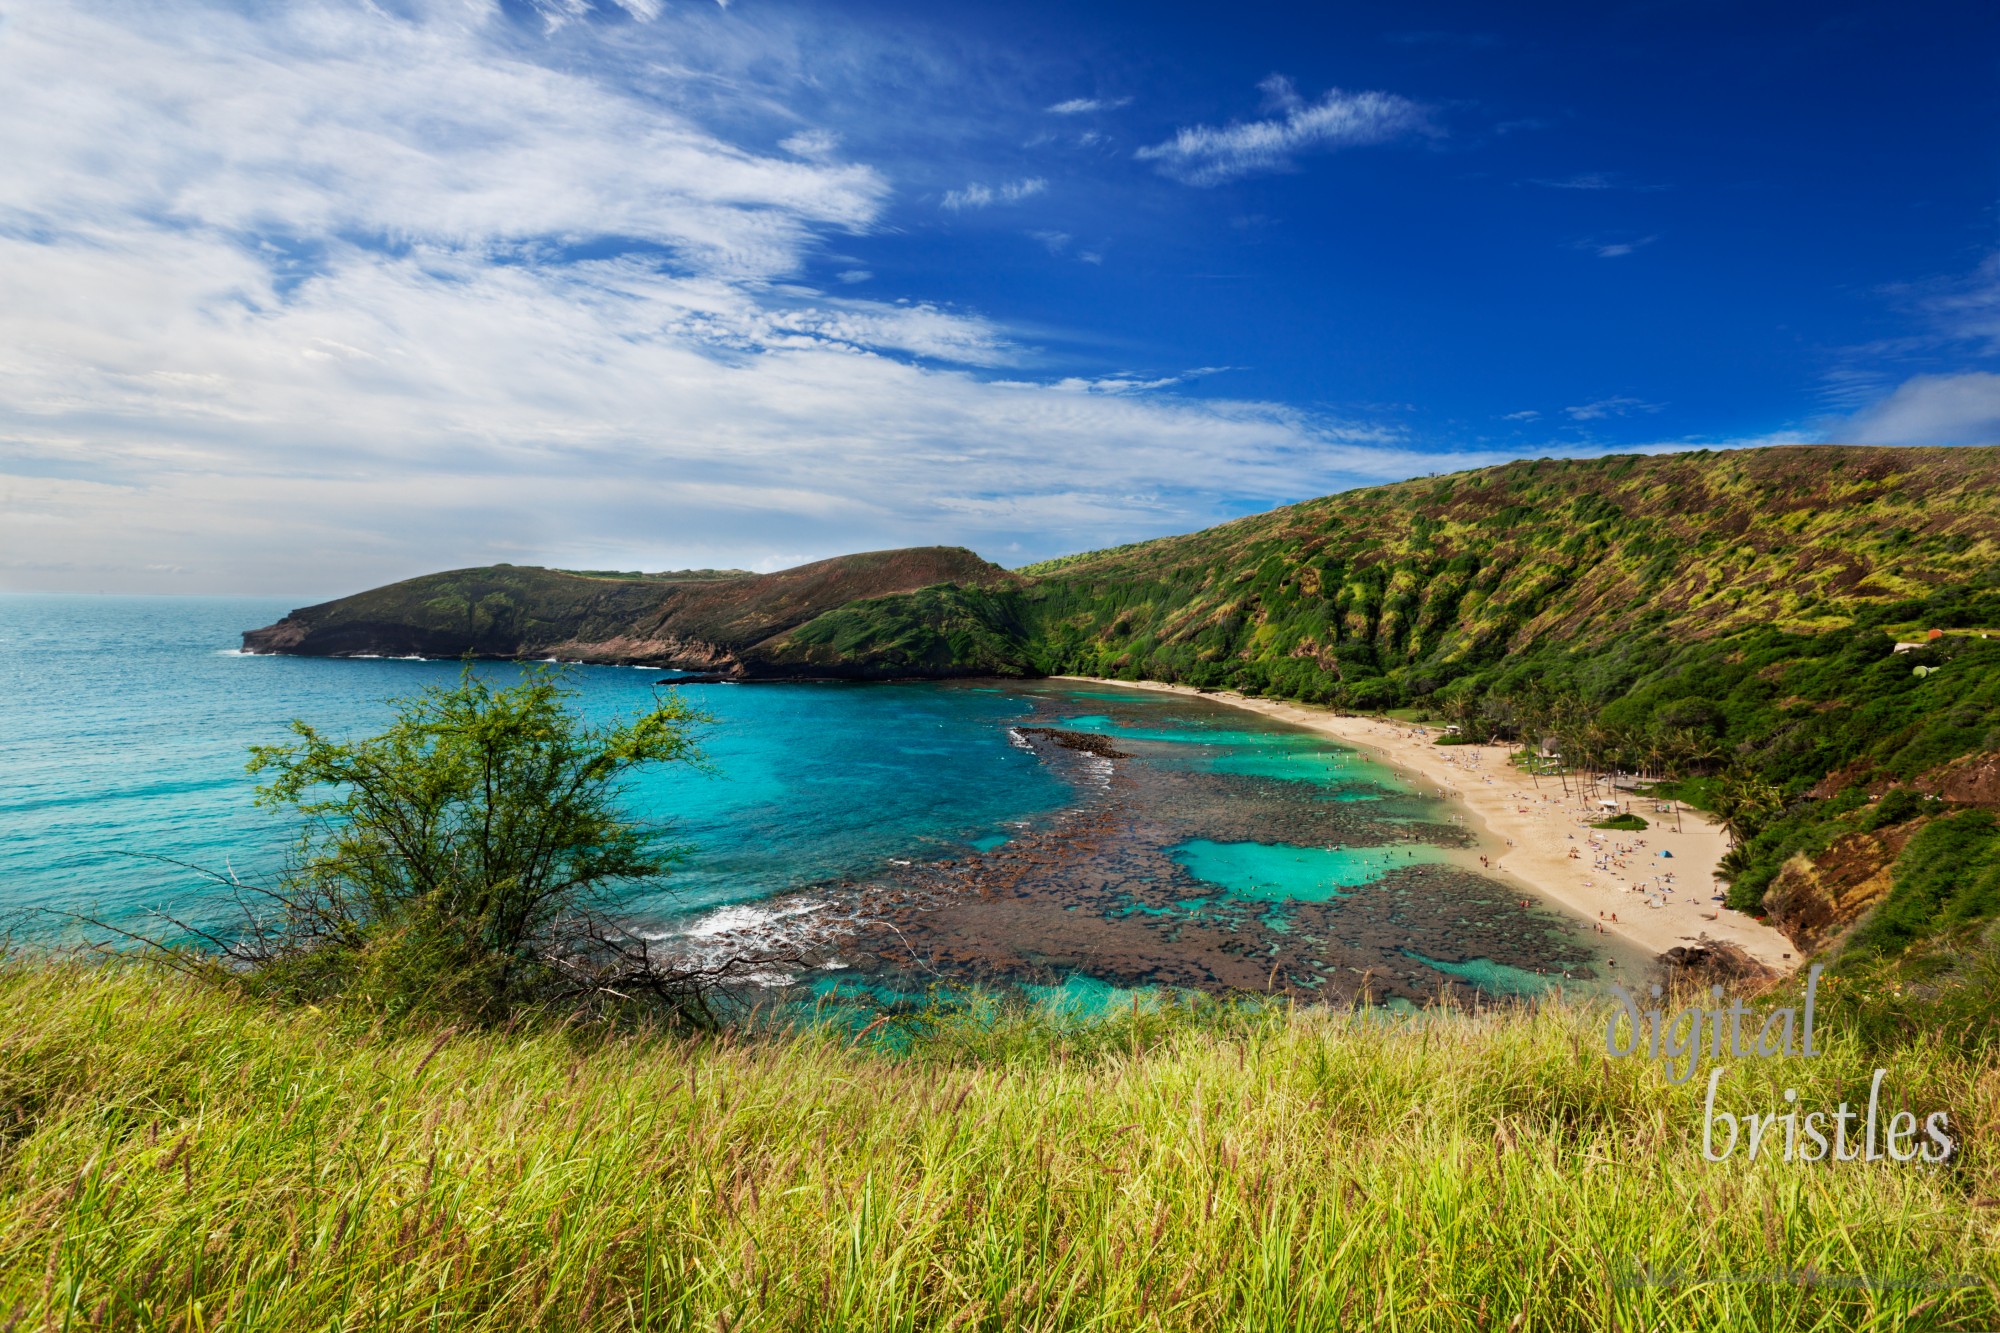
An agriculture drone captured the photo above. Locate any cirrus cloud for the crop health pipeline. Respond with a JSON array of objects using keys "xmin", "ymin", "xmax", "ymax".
[
  {"xmin": 1047, "ymin": 96, "xmax": 1132, "ymax": 115},
  {"xmin": 940, "ymin": 178, "xmax": 1048, "ymax": 211},
  {"xmin": 1135, "ymin": 75, "xmax": 1432, "ymax": 186}
]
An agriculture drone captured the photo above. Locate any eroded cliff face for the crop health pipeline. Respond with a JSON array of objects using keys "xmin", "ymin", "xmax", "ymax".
[
  {"xmin": 535, "ymin": 633, "xmax": 742, "ymax": 673},
  {"xmin": 1764, "ymin": 825, "xmax": 1921, "ymax": 954}
]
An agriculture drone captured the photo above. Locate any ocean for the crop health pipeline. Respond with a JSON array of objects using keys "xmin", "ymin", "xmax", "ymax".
[{"xmin": 0, "ymin": 595, "xmax": 1600, "ymax": 1005}]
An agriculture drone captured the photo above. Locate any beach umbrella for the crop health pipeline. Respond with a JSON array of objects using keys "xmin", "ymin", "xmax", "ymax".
[{"xmin": 1660, "ymin": 850, "xmax": 1673, "ymax": 858}]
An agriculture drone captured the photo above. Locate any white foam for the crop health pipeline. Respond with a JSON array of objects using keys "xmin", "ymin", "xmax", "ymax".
[{"xmin": 660, "ymin": 897, "xmax": 826, "ymax": 941}]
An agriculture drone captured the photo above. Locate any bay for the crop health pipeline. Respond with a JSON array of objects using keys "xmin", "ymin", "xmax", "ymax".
[{"xmin": 0, "ymin": 595, "xmax": 1597, "ymax": 1004}]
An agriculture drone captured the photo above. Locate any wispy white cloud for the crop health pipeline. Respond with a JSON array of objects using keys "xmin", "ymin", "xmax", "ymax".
[
  {"xmin": 1565, "ymin": 396, "xmax": 1664, "ymax": 421},
  {"xmin": 1573, "ymin": 235, "xmax": 1659, "ymax": 259},
  {"xmin": 1135, "ymin": 76, "xmax": 1431, "ymax": 186},
  {"xmin": 1047, "ymin": 96, "xmax": 1132, "ymax": 115},
  {"xmin": 1815, "ymin": 253, "xmax": 2000, "ymax": 423},
  {"xmin": 1915, "ymin": 254, "xmax": 2000, "ymax": 356},
  {"xmin": 0, "ymin": 3, "xmax": 886, "ymax": 284},
  {"xmin": 780, "ymin": 128, "xmax": 841, "ymax": 158},
  {"xmin": 1846, "ymin": 372, "xmax": 2000, "ymax": 446},
  {"xmin": 1501, "ymin": 409, "xmax": 1540, "ymax": 421},
  {"xmin": 941, "ymin": 178, "xmax": 1047, "ymax": 211},
  {"xmin": 1040, "ymin": 373, "xmax": 1208, "ymax": 395},
  {"xmin": 1529, "ymin": 172, "xmax": 1668, "ymax": 192}
]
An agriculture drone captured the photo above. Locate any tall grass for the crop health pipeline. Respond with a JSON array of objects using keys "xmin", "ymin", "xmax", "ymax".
[{"xmin": 0, "ymin": 963, "xmax": 1995, "ymax": 1330}]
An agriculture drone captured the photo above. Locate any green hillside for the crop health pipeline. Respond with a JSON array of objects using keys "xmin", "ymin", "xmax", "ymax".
[
  {"xmin": 243, "ymin": 445, "xmax": 2000, "ymax": 948},
  {"xmin": 782, "ymin": 447, "xmax": 2000, "ymax": 947},
  {"xmin": 241, "ymin": 547, "xmax": 1019, "ymax": 676},
  {"xmin": 1019, "ymin": 444, "xmax": 2000, "ymax": 696}
]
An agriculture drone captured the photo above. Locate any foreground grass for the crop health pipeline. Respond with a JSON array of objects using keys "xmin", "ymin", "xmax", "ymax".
[{"xmin": 1, "ymin": 966, "xmax": 1996, "ymax": 1331}]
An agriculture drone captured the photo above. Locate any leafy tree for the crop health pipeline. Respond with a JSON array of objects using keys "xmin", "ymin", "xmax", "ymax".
[{"xmin": 171, "ymin": 665, "xmax": 755, "ymax": 1027}]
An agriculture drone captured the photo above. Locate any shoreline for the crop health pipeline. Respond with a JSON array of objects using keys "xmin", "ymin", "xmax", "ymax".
[{"xmin": 1059, "ymin": 676, "xmax": 1801, "ymax": 976}]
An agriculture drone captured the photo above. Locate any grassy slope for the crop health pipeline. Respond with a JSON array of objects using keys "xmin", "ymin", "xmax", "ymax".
[
  {"xmin": 3, "ymin": 962, "xmax": 1997, "ymax": 1331},
  {"xmin": 242, "ymin": 446, "xmax": 2000, "ymax": 695},
  {"xmin": 1014, "ymin": 446, "xmax": 2000, "ymax": 698},
  {"xmin": 792, "ymin": 447, "xmax": 2000, "ymax": 706},
  {"xmin": 753, "ymin": 584, "xmax": 1039, "ymax": 678}
]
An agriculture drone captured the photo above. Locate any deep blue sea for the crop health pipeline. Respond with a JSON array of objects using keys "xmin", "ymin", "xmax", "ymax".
[{"xmin": 0, "ymin": 595, "xmax": 1604, "ymax": 1003}]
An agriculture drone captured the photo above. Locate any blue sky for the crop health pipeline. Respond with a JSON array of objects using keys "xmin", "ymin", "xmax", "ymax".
[{"xmin": 2, "ymin": 0, "xmax": 1997, "ymax": 593}]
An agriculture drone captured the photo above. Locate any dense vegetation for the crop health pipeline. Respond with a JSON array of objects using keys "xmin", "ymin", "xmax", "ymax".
[
  {"xmin": 1405, "ymin": 577, "xmax": 2000, "ymax": 930},
  {"xmin": 1853, "ymin": 813, "xmax": 2000, "ymax": 956},
  {"xmin": 3, "ymin": 957, "xmax": 1997, "ymax": 1331}
]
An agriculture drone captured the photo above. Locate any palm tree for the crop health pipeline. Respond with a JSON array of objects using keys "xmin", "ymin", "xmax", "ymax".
[
  {"xmin": 1671, "ymin": 729, "xmax": 1728, "ymax": 776},
  {"xmin": 1711, "ymin": 769, "xmax": 1784, "ymax": 846},
  {"xmin": 1652, "ymin": 733, "xmax": 1689, "ymax": 832},
  {"xmin": 1441, "ymin": 690, "xmax": 1480, "ymax": 741}
]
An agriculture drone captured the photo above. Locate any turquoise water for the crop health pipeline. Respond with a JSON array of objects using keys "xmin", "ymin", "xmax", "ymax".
[
  {"xmin": 1052, "ymin": 714, "xmax": 1406, "ymax": 792},
  {"xmin": 1169, "ymin": 840, "xmax": 1453, "ymax": 903},
  {"xmin": 1404, "ymin": 952, "xmax": 1592, "ymax": 997},
  {"xmin": 0, "ymin": 595, "xmax": 1591, "ymax": 1003},
  {"xmin": 0, "ymin": 596, "xmax": 1071, "ymax": 934}
]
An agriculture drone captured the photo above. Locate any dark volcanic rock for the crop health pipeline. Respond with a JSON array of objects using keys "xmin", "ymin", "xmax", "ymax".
[
  {"xmin": 1014, "ymin": 727, "xmax": 1130, "ymax": 758},
  {"xmin": 677, "ymin": 694, "xmax": 1592, "ymax": 1009}
]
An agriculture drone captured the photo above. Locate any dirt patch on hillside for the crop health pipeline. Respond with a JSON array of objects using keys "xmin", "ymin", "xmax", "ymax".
[
  {"xmin": 1917, "ymin": 752, "xmax": 2000, "ymax": 808},
  {"xmin": 1763, "ymin": 824, "xmax": 1919, "ymax": 952}
]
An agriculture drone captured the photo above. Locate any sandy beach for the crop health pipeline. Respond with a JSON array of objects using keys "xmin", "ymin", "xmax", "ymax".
[{"xmin": 1062, "ymin": 677, "xmax": 1802, "ymax": 976}]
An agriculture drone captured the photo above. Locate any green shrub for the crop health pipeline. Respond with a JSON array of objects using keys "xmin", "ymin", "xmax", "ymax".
[
  {"xmin": 172, "ymin": 665, "xmax": 724, "ymax": 1028},
  {"xmin": 1862, "ymin": 785, "xmax": 1931, "ymax": 831}
]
